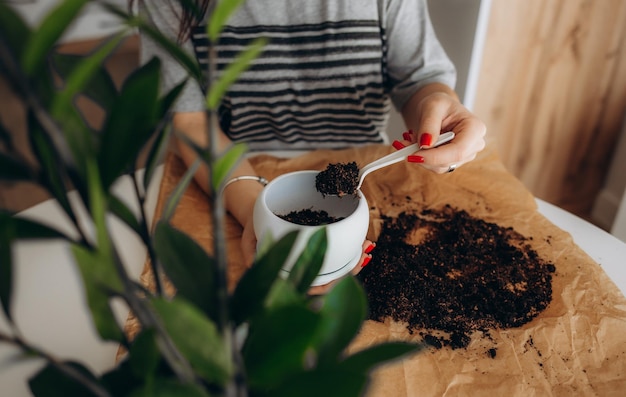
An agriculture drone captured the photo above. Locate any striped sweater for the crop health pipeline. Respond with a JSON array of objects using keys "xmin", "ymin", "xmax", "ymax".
[{"xmin": 140, "ymin": 0, "xmax": 456, "ymax": 151}]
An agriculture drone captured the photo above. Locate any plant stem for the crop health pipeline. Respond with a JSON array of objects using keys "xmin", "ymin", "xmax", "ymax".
[
  {"xmin": 109, "ymin": 248, "xmax": 197, "ymax": 384},
  {"xmin": 205, "ymin": 5, "xmax": 244, "ymax": 393},
  {"xmin": 131, "ymin": 170, "xmax": 163, "ymax": 296}
]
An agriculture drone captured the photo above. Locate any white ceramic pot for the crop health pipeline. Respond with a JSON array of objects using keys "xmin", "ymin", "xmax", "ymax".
[{"xmin": 253, "ymin": 170, "xmax": 369, "ymax": 286}]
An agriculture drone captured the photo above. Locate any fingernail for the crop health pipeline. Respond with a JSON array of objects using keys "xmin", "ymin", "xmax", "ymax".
[
  {"xmin": 407, "ymin": 155, "xmax": 425, "ymax": 163},
  {"xmin": 392, "ymin": 140, "xmax": 405, "ymax": 150},
  {"xmin": 402, "ymin": 131, "xmax": 412, "ymax": 141},
  {"xmin": 420, "ymin": 133, "xmax": 433, "ymax": 147},
  {"xmin": 361, "ymin": 255, "xmax": 372, "ymax": 268},
  {"xmin": 365, "ymin": 242, "xmax": 376, "ymax": 254}
]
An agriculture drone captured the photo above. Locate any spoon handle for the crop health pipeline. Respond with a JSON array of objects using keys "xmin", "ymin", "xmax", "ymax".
[{"xmin": 357, "ymin": 131, "xmax": 455, "ymax": 189}]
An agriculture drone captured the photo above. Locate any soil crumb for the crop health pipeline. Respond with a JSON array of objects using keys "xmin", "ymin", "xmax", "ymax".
[
  {"xmin": 358, "ymin": 204, "xmax": 556, "ymax": 350},
  {"xmin": 315, "ymin": 162, "xmax": 359, "ymax": 196}
]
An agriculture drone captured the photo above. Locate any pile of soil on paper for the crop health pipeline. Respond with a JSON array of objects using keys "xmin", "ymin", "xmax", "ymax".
[
  {"xmin": 277, "ymin": 209, "xmax": 343, "ymax": 226},
  {"xmin": 358, "ymin": 204, "xmax": 556, "ymax": 351},
  {"xmin": 315, "ymin": 161, "xmax": 359, "ymax": 196}
]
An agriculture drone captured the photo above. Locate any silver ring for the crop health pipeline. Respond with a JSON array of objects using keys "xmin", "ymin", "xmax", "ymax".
[{"xmin": 447, "ymin": 164, "xmax": 457, "ymax": 173}]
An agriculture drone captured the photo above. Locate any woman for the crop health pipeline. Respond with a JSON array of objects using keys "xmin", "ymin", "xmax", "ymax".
[{"xmin": 136, "ymin": 0, "xmax": 486, "ymax": 288}]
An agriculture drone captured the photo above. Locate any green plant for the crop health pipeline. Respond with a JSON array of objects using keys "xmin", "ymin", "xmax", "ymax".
[{"xmin": 0, "ymin": 0, "xmax": 423, "ymax": 396}]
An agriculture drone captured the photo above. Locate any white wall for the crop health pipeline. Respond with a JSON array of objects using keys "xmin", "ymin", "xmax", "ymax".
[{"xmin": 592, "ymin": 113, "xmax": 626, "ymax": 242}]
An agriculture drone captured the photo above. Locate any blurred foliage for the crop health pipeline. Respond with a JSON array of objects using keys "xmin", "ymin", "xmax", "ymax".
[{"xmin": 0, "ymin": 1, "xmax": 422, "ymax": 396}]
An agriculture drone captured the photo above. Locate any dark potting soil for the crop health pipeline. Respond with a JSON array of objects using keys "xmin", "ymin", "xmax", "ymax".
[
  {"xmin": 315, "ymin": 161, "xmax": 360, "ymax": 196},
  {"xmin": 277, "ymin": 209, "xmax": 344, "ymax": 226},
  {"xmin": 357, "ymin": 204, "xmax": 556, "ymax": 351}
]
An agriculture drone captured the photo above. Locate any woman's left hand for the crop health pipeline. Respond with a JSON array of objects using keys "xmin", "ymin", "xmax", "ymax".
[{"xmin": 307, "ymin": 240, "xmax": 375, "ymax": 295}]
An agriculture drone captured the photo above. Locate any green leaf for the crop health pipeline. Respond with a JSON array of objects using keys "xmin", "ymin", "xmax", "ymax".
[
  {"xmin": 21, "ymin": 0, "xmax": 90, "ymax": 76},
  {"xmin": 173, "ymin": 129, "xmax": 209, "ymax": 162},
  {"xmin": 47, "ymin": 37, "xmax": 122, "ymax": 169},
  {"xmin": 0, "ymin": 119, "xmax": 15, "ymax": 151},
  {"xmin": 151, "ymin": 297, "xmax": 232, "ymax": 385},
  {"xmin": 313, "ymin": 277, "xmax": 367, "ymax": 366},
  {"xmin": 104, "ymin": 4, "xmax": 202, "ymax": 81},
  {"xmin": 51, "ymin": 52, "xmax": 119, "ymax": 110},
  {"xmin": 339, "ymin": 342, "xmax": 423, "ymax": 375},
  {"xmin": 85, "ymin": 157, "xmax": 110, "ymax": 251},
  {"xmin": 28, "ymin": 112, "xmax": 76, "ymax": 221},
  {"xmin": 153, "ymin": 221, "xmax": 218, "ymax": 322},
  {"xmin": 161, "ymin": 158, "xmax": 200, "ymax": 222},
  {"xmin": 266, "ymin": 368, "xmax": 368, "ymax": 397},
  {"xmin": 0, "ymin": 3, "xmax": 31, "ymax": 59},
  {"xmin": 0, "ymin": 220, "xmax": 15, "ymax": 322},
  {"xmin": 287, "ymin": 228, "xmax": 326, "ymax": 294},
  {"xmin": 28, "ymin": 361, "xmax": 101, "ymax": 397},
  {"xmin": 109, "ymin": 0, "xmax": 203, "ymax": 85},
  {"xmin": 100, "ymin": 358, "xmax": 143, "ymax": 396},
  {"xmin": 72, "ymin": 159, "xmax": 123, "ymax": 341},
  {"xmin": 206, "ymin": 37, "xmax": 267, "ymax": 109},
  {"xmin": 0, "ymin": 153, "xmax": 34, "ymax": 182},
  {"xmin": 51, "ymin": 35, "xmax": 123, "ymax": 120},
  {"xmin": 108, "ymin": 193, "xmax": 142, "ymax": 236},
  {"xmin": 230, "ymin": 231, "xmax": 298, "ymax": 325},
  {"xmin": 158, "ymin": 79, "xmax": 187, "ymax": 117},
  {"xmin": 72, "ymin": 243, "xmax": 124, "ymax": 342},
  {"xmin": 243, "ymin": 304, "xmax": 320, "ymax": 388},
  {"xmin": 128, "ymin": 378, "xmax": 211, "ymax": 397},
  {"xmin": 143, "ymin": 123, "xmax": 172, "ymax": 192},
  {"xmin": 99, "ymin": 57, "xmax": 161, "ymax": 189},
  {"xmin": 264, "ymin": 278, "xmax": 303, "ymax": 310},
  {"xmin": 54, "ymin": 107, "xmax": 95, "ymax": 173},
  {"xmin": 212, "ymin": 142, "xmax": 248, "ymax": 192},
  {"xmin": 129, "ymin": 329, "xmax": 161, "ymax": 380},
  {"xmin": 207, "ymin": 0, "xmax": 248, "ymax": 41},
  {"xmin": 0, "ymin": 211, "xmax": 70, "ymax": 241}
]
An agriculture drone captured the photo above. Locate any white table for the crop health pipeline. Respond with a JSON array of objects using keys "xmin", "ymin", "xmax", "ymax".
[
  {"xmin": 1, "ymin": 165, "xmax": 625, "ymax": 397},
  {"xmin": 535, "ymin": 199, "xmax": 626, "ymax": 295}
]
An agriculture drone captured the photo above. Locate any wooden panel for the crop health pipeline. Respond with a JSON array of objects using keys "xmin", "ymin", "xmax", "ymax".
[{"xmin": 473, "ymin": 0, "xmax": 626, "ymax": 220}]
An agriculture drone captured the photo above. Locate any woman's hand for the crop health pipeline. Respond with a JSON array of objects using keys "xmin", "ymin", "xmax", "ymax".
[
  {"xmin": 399, "ymin": 83, "xmax": 487, "ymax": 173},
  {"xmin": 307, "ymin": 240, "xmax": 375, "ymax": 295}
]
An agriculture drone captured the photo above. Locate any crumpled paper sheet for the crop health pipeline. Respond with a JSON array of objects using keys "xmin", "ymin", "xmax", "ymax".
[{"xmin": 124, "ymin": 143, "xmax": 626, "ymax": 396}]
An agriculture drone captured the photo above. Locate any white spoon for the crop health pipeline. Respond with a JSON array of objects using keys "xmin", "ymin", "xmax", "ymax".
[{"xmin": 355, "ymin": 131, "xmax": 456, "ymax": 191}]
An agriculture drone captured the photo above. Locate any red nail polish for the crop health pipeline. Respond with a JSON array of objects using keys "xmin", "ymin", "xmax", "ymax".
[
  {"xmin": 407, "ymin": 155, "xmax": 425, "ymax": 163},
  {"xmin": 392, "ymin": 140, "xmax": 405, "ymax": 150},
  {"xmin": 420, "ymin": 133, "xmax": 433, "ymax": 147},
  {"xmin": 402, "ymin": 131, "xmax": 412, "ymax": 141},
  {"xmin": 365, "ymin": 242, "xmax": 376, "ymax": 254},
  {"xmin": 361, "ymin": 255, "xmax": 372, "ymax": 268}
]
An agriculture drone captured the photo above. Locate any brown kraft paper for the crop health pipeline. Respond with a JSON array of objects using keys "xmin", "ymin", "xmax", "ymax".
[{"xmin": 124, "ymin": 143, "xmax": 626, "ymax": 396}]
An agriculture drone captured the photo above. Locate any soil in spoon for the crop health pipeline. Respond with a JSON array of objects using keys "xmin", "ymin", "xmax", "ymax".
[{"xmin": 315, "ymin": 161, "xmax": 360, "ymax": 196}]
